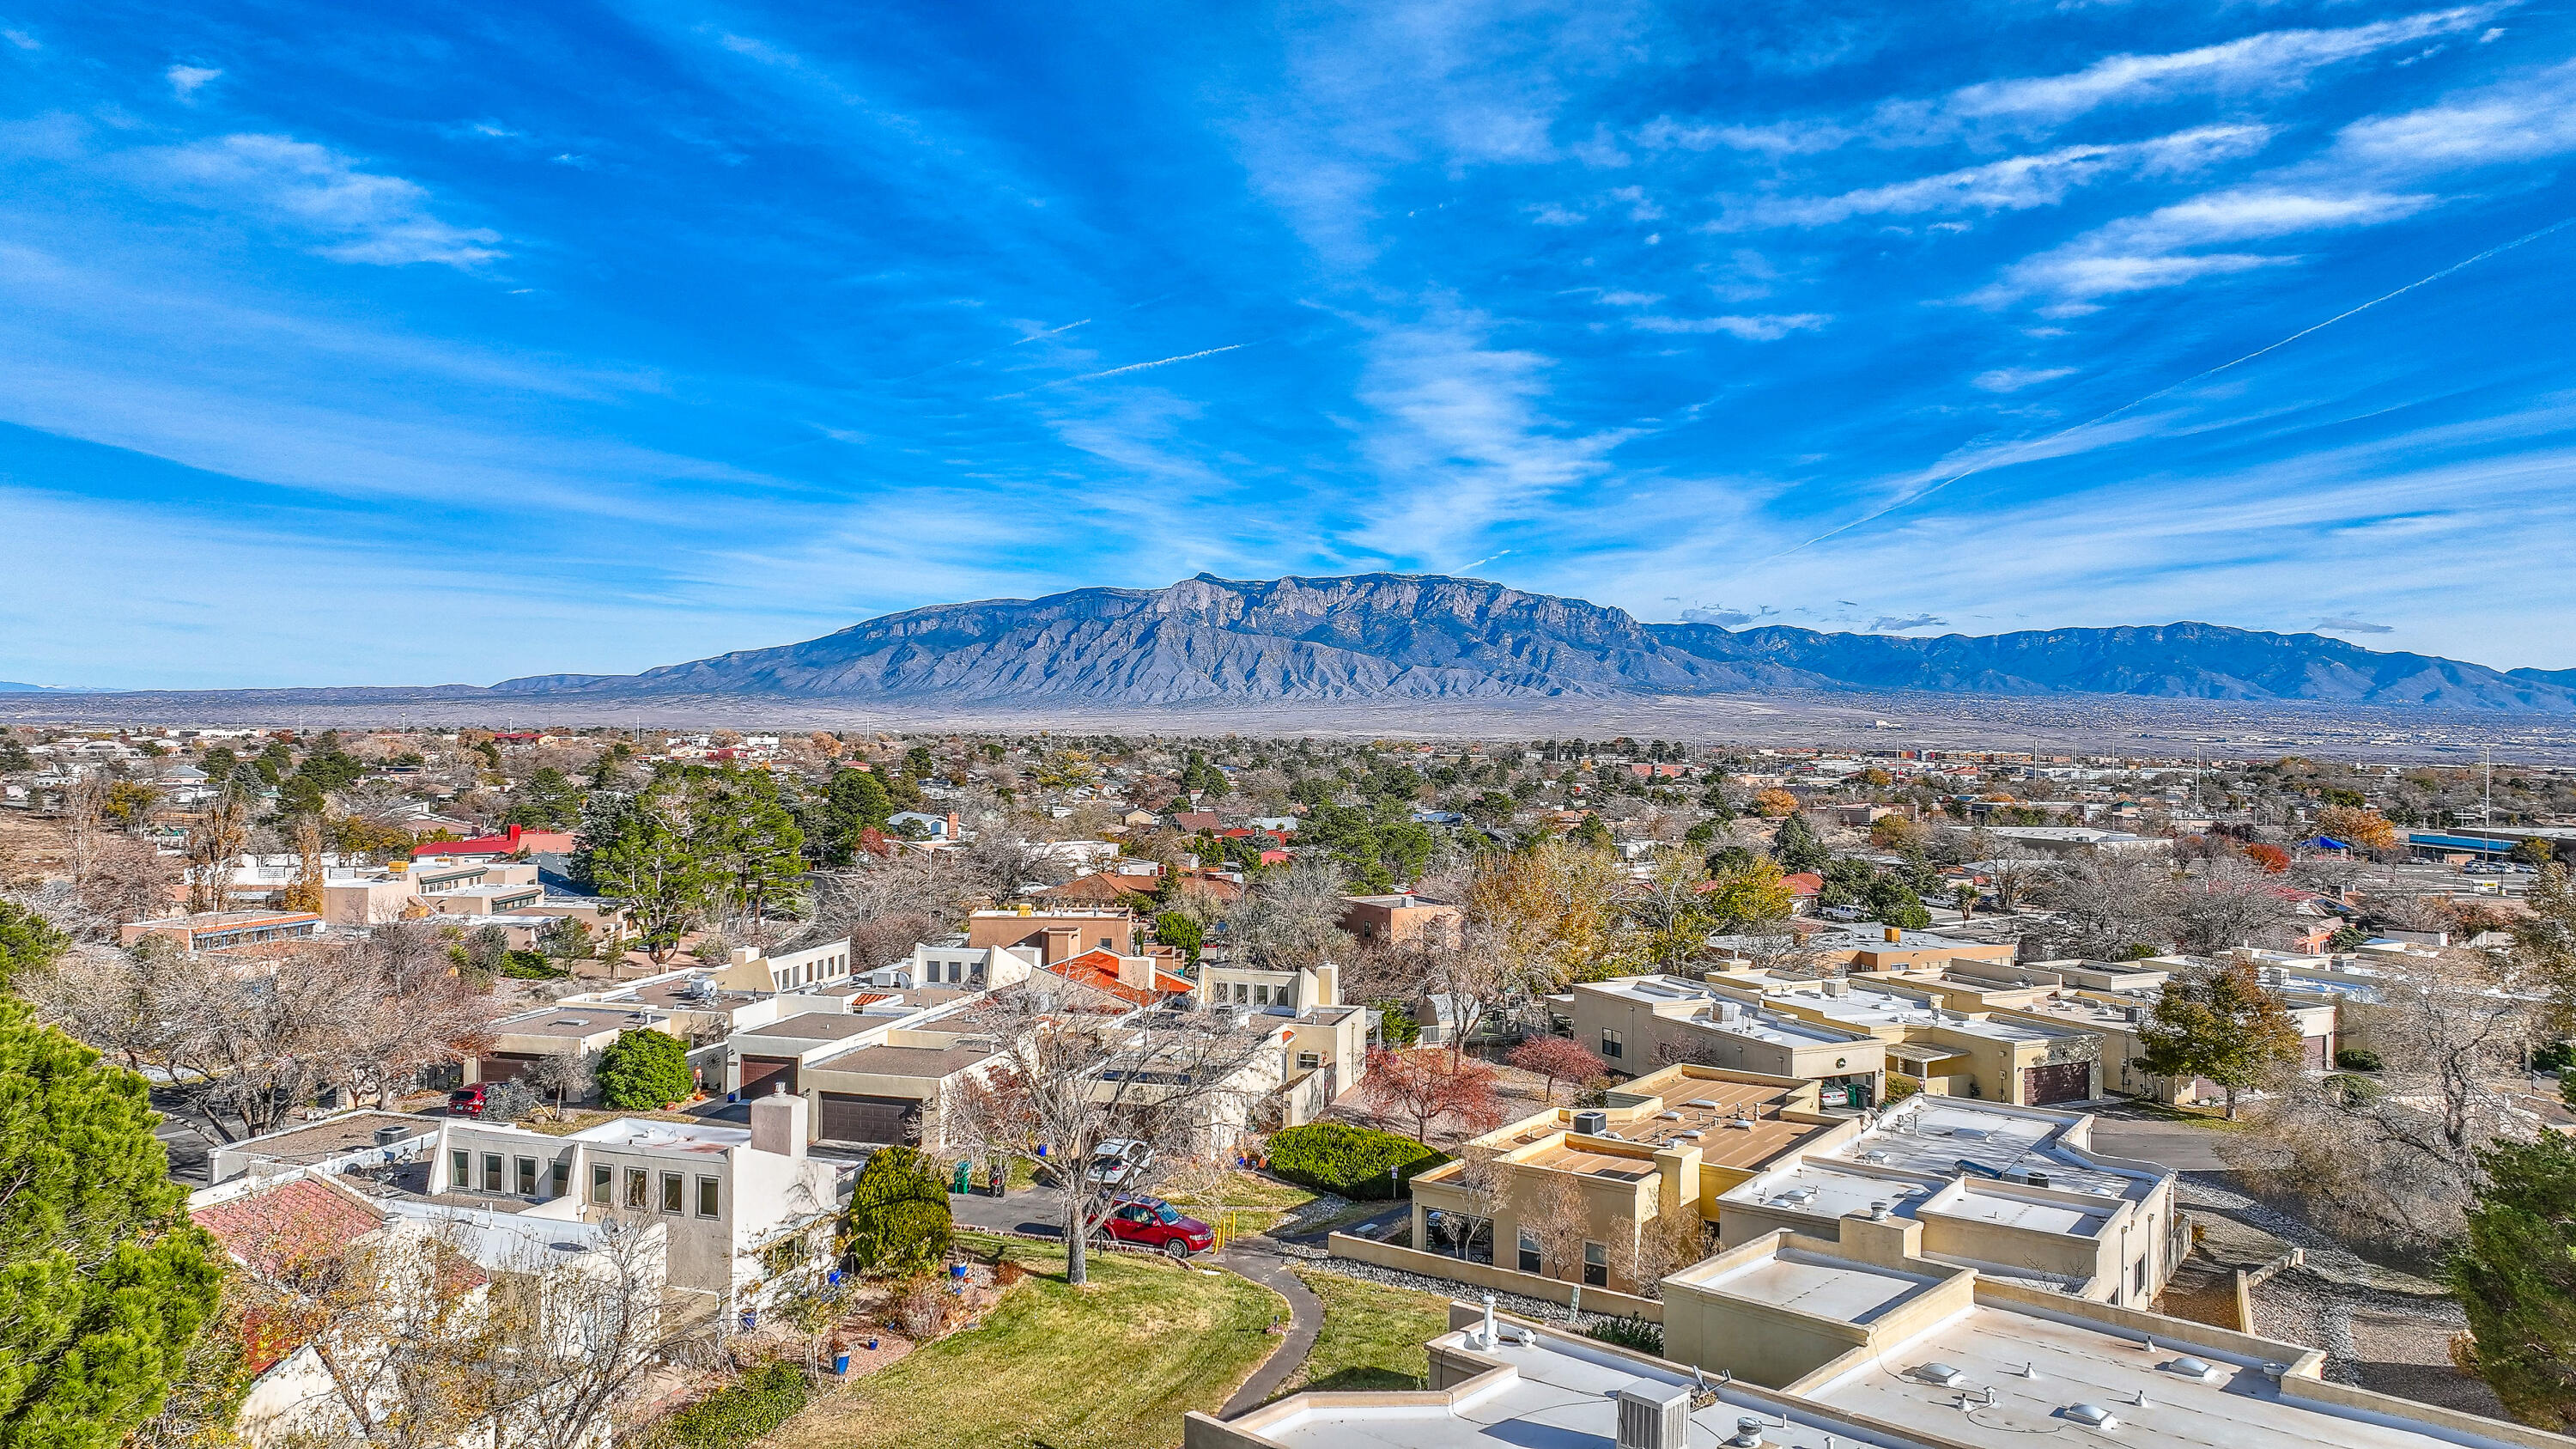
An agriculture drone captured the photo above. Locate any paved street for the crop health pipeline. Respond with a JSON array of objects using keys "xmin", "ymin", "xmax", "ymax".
[{"xmin": 2084, "ymin": 1103, "xmax": 2233, "ymax": 1172}]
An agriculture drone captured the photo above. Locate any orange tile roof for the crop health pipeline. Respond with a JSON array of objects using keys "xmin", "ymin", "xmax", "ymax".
[
  {"xmin": 194, "ymin": 1176, "xmax": 386, "ymax": 1280},
  {"xmin": 1044, "ymin": 947, "xmax": 1194, "ymax": 1006}
]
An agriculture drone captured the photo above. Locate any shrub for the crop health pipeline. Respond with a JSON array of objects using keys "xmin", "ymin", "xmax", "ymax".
[
  {"xmin": 842, "ymin": 1145, "xmax": 952, "ymax": 1279},
  {"xmin": 2335, "ymin": 1045, "xmax": 2385, "ymax": 1073},
  {"xmin": 890, "ymin": 1279, "xmax": 953, "ymax": 1340},
  {"xmin": 1267, "ymin": 1122, "xmax": 1445, "ymax": 1200},
  {"xmin": 653, "ymin": 1361, "xmax": 809, "ymax": 1449},
  {"xmin": 598, "ymin": 1029, "xmax": 695, "ymax": 1109},
  {"xmin": 1584, "ymin": 1314, "xmax": 1664, "ymax": 1355}
]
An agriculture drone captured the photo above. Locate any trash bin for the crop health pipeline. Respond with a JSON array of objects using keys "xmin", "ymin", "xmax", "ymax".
[
  {"xmin": 952, "ymin": 1160, "xmax": 972, "ymax": 1195},
  {"xmin": 834, "ymin": 1351, "xmax": 852, "ymax": 1375}
]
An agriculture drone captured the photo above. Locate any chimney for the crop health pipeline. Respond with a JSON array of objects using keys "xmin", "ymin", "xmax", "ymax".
[
  {"xmin": 731, "ymin": 946, "xmax": 761, "ymax": 966},
  {"xmin": 1314, "ymin": 961, "xmax": 1340, "ymax": 1008},
  {"xmin": 750, "ymin": 1085, "xmax": 808, "ymax": 1159},
  {"xmin": 1042, "ymin": 925, "xmax": 1079, "ymax": 964},
  {"xmin": 1117, "ymin": 955, "xmax": 1156, "ymax": 992},
  {"xmin": 506, "ymin": 824, "xmax": 523, "ymax": 846},
  {"xmin": 945, "ymin": 811, "xmax": 960, "ymax": 840}
]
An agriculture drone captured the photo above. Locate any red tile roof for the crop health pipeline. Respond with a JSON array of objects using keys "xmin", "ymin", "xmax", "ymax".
[{"xmin": 193, "ymin": 1175, "xmax": 386, "ymax": 1281}]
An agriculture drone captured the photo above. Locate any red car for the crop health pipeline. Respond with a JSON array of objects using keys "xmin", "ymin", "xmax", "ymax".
[
  {"xmin": 1100, "ymin": 1197, "xmax": 1214, "ymax": 1257},
  {"xmin": 447, "ymin": 1085, "xmax": 489, "ymax": 1117}
]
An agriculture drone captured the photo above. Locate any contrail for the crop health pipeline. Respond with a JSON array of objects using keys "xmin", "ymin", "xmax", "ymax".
[
  {"xmin": 1772, "ymin": 213, "xmax": 2576, "ymax": 558},
  {"xmin": 1011, "ymin": 317, "xmax": 1091, "ymax": 345},
  {"xmin": 990, "ymin": 342, "xmax": 1252, "ymax": 400},
  {"xmin": 1071, "ymin": 342, "xmax": 1248, "ymax": 382},
  {"xmin": 1457, "ymin": 549, "xmax": 1512, "ymax": 572}
]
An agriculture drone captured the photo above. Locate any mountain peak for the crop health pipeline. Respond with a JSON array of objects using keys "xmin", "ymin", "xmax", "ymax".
[{"xmin": 482, "ymin": 572, "xmax": 2572, "ymax": 713}]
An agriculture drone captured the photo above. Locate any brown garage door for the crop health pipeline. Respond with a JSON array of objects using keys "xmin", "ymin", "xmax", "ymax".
[
  {"xmin": 2023, "ymin": 1061, "xmax": 2092, "ymax": 1106},
  {"xmin": 818, "ymin": 1093, "xmax": 920, "ymax": 1146},
  {"xmin": 738, "ymin": 1055, "xmax": 800, "ymax": 1097},
  {"xmin": 478, "ymin": 1051, "xmax": 549, "ymax": 1085}
]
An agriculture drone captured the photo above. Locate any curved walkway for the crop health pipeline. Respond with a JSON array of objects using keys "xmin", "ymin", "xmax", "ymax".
[{"xmin": 1217, "ymin": 1241, "xmax": 1323, "ymax": 1416}]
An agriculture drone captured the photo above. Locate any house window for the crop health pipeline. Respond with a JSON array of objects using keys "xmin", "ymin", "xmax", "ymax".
[
  {"xmin": 1297, "ymin": 1050, "xmax": 1322, "ymax": 1069},
  {"xmin": 1601, "ymin": 1028, "xmax": 1623, "ymax": 1060},
  {"xmin": 2135, "ymin": 1257, "xmax": 2148, "ymax": 1294},
  {"xmin": 1519, "ymin": 1230, "xmax": 1542, "ymax": 1274},
  {"xmin": 1234, "ymin": 983, "xmax": 1249, "ymax": 1003},
  {"xmin": 1583, "ymin": 1241, "xmax": 1608, "ymax": 1288},
  {"xmin": 481, "ymin": 1152, "xmax": 503, "ymax": 1192},
  {"xmin": 1255, "ymin": 984, "xmax": 1272, "ymax": 1005},
  {"xmin": 452, "ymin": 1148, "xmax": 471, "ymax": 1189},
  {"xmin": 591, "ymin": 1165, "xmax": 612, "ymax": 1204},
  {"xmin": 550, "ymin": 1162, "xmax": 570, "ymax": 1198},
  {"xmin": 514, "ymin": 1155, "xmax": 538, "ymax": 1196},
  {"xmin": 697, "ymin": 1176, "xmax": 720, "ymax": 1218},
  {"xmin": 624, "ymin": 1166, "xmax": 649, "ymax": 1209},
  {"xmin": 660, "ymin": 1172, "xmax": 683, "ymax": 1214}
]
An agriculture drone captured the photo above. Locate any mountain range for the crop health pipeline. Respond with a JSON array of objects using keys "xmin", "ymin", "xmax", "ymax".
[{"xmin": 470, "ymin": 573, "xmax": 2576, "ymax": 714}]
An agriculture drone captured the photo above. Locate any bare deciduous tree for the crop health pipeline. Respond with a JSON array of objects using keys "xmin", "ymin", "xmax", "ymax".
[{"xmin": 946, "ymin": 988, "xmax": 1283, "ymax": 1285}]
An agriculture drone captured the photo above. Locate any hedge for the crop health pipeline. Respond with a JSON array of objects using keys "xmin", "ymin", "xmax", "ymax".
[
  {"xmin": 653, "ymin": 1360, "xmax": 810, "ymax": 1449},
  {"xmin": 1267, "ymin": 1122, "xmax": 1446, "ymax": 1200}
]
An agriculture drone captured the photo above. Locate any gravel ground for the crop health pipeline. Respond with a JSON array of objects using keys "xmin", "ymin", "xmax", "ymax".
[{"xmin": 2174, "ymin": 1174, "xmax": 2500, "ymax": 1416}]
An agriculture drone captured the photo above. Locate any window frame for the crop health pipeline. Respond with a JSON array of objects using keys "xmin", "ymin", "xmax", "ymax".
[
  {"xmin": 1518, "ymin": 1229, "xmax": 1542, "ymax": 1274},
  {"xmin": 451, "ymin": 1148, "xmax": 471, "ymax": 1190},
  {"xmin": 1601, "ymin": 1028, "xmax": 1623, "ymax": 1060},
  {"xmin": 659, "ymin": 1171, "xmax": 684, "ymax": 1215},
  {"xmin": 1582, "ymin": 1240, "xmax": 1608, "ymax": 1288},
  {"xmin": 481, "ymin": 1152, "xmax": 503, "ymax": 1193},
  {"xmin": 514, "ymin": 1155, "xmax": 538, "ymax": 1196},
  {"xmin": 624, "ymin": 1166, "xmax": 649, "ymax": 1210},
  {"xmin": 696, "ymin": 1175, "xmax": 720, "ymax": 1219},
  {"xmin": 591, "ymin": 1164, "xmax": 613, "ymax": 1204}
]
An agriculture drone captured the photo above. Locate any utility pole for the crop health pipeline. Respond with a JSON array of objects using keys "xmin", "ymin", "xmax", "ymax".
[{"xmin": 2483, "ymin": 744, "xmax": 2493, "ymax": 826}]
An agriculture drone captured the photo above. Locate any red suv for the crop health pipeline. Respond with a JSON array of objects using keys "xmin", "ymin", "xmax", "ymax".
[
  {"xmin": 1100, "ymin": 1197, "xmax": 1214, "ymax": 1257},
  {"xmin": 447, "ymin": 1085, "xmax": 489, "ymax": 1117}
]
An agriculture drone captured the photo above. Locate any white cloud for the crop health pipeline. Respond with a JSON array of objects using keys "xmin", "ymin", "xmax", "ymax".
[
  {"xmin": 2329, "ymin": 57, "xmax": 2576, "ymax": 173},
  {"xmin": 1721, "ymin": 125, "xmax": 2269, "ymax": 229},
  {"xmin": 3, "ymin": 27, "xmax": 37, "ymax": 50},
  {"xmin": 1630, "ymin": 313, "xmax": 1830, "ymax": 340},
  {"xmin": 166, "ymin": 64, "xmax": 221, "ymax": 100},
  {"xmin": 1936, "ymin": 8, "xmax": 2506, "ymax": 127},
  {"xmin": 150, "ymin": 134, "xmax": 504, "ymax": 267},
  {"xmin": 1972, "ymin": 367, "xmax": 2076, "ymax": 393},
  {"xmin": 1982, "ymin": 187, "xmax": 2434, "ymax": 308}
]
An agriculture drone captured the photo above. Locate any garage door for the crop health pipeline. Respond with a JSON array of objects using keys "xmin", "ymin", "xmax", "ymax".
[
  {"xmin": 738, "ymin": 1055, "xmax": 800, "ymax": 1097},
  {"xmin": 2023, "ymin": 1061, "xmax": 2092, "ymax": 1106},
  {"xmin": 478, "ymin": 1051, "xmax": 549, "ymax": 1084},
  {"xmin": 818, "ymin": 1093, "xmax": 920, "ymax": 1145}
]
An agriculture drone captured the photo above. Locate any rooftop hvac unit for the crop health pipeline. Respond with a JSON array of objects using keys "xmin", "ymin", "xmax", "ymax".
[
  {"xmin": 1573, "ymin": 1110, "xmax": 1609, "ymax": 1135},
  {"xmin": 1614, "ymin": 1382, "xmax": 1691, "ymax": 1449},
  {"xmin": 373, "ymin": 1124, "xmax": 412, "ymax": 1148}
]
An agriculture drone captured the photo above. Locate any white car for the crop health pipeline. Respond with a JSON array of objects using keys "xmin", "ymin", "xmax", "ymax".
[{"xmin": 1085, "ymin": 1138, "xmax": 1155, "ymax": 1187}]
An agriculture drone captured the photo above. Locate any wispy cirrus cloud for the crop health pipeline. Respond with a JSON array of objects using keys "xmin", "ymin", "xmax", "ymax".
[
  {"xmin": 1630, "ymin": 312, "xmax": 1828, "ymax": 340},
  {"xmin": 166, "ymin": 64, "xmax": 221, "ymax": 100},
  {"xmin": 146, "ymin": 135, "xmax": 504, "ymax": 266},
  {"xmin": 1716, "ymin": 125, "xmax": 2268, "ymax": 229},
  {"xmin": 1979, "ymin": 187, "xmax": 2434, "ymax": 308},
  {"xmin": 1972, "ymin": 367, "xmax": 2075, "ymax": 393},
  {"xmin": 2327, "ymin": 56, "xmax": 2576, "ymax": 173}
]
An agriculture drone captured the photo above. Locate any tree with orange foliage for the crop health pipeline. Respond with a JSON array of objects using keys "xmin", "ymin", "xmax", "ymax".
[
  {"xmin": 2318, "ymin": 806, "xmax": 2399, "ymax": 853},
  {"xmin": 1752, "ymin": 788, "xmax": 1800, "ymax": 819},
  {"xmin": 2245, "ymin": 843, "xmax": 2291, "ymax": 874}
]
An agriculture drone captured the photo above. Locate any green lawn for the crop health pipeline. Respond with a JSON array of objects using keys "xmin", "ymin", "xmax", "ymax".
[
  {"xmin": 1279, "ymin": 1269, "xmax": 1457, "ymax": 1397},
  {"xmin": 769, "ymin": 1234, "xmax": 1284, "ymax": 1449},
  {"xmin": 1157, "ymin": 1168, "xmax": 1322, "ymax": 1239}
]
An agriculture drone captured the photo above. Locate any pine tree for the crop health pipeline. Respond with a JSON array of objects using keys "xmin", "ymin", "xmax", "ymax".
[
  {"xmin": 1, "ymin": 996, "xmax": 225, "ymax": 1449},
  {"xmin": 1769, "ymin": 810, "xmax": 1830, "ymax": 873},
  {"xmin": 0, "ymin": 900, "xmax": 68, "ymax": 990},
  {"xmin": 2451, "ymin": 1131, "xmax": 2576, "ymax": 1430}
]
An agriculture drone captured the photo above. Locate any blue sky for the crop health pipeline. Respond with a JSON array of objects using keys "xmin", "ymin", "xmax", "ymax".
[{"xmin": 2, "ymin": 0, "xmax": 2572, "ymax": 689}]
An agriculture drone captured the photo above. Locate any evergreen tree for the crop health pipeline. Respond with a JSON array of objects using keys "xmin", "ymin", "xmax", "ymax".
[
  {"xmin": 1570, "ymin": 813, "xmax": 1614, "ymax": 852},
  {"xmin": 1864, "ymin": 874, "xmax": 1933, "ymax": 931},
  {"xmin": 0, "ymin": 900, "xmax": 68, "ymax": 991},
  {"xmin": 503, "ymin": 767, "xmax": 584, "ymax": 831},
  {"xmin": 2451, "ymin": 1131, "xmax": 2576, "ymax": 1430},
  {"xmin": 588, "ymin": 783, "xmax": 714, "ymax": 965},
  {"xmin": 596, "ymin": 1029, "xmax": 696, "ymax": 1109},
  {"xmin": 0, "ymin": 738, "xmax": 32, "ymax": 774},
  {"xmin": 693, "ymin": 770, "xmax": 806, "ymax": 932},
  {"xmin": 840, "ymin": 1146, "xmax": 952, "ymax": 1280},
  {"xmin": 1153, "ymin": 911, "xmax": 1205, "ymax": 962},
  {"xmin": 1, "ymin": 996, "xmax": 225, "ymax": 1449},
  {"xmin": 812, "ymin": 768, "xmax": 892, "ymax": 866},
  {"xmin": 1769, "ymin": 810, "xmax": 1830, "ymax": 874}
]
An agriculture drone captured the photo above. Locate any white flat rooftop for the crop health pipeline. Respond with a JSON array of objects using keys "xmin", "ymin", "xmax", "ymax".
[
  {"xmin": 566, "ymin": 1119, "xmax": 749, "ymax": 1154},
  {"xmin": 1724, "ymin": 1160, "xmax": 1934, "ymax": 1221},
  {"xmin": 1830, "ymin": 1099, "xmax": 2152, "ymax": 1203},
  {"xmin": 1813, "ymin": 1303, "xmax": 2528, "ymax": 1449},
  {"xmin": 1924, "ymin": 1183, "xmax": 2109, "ymax": 1237},
  {"xmin": 1247, "ymin": 1330, "xmax": 1895, "ymax": 1449},
  {"xmin": 1682, "ymin": 1248, "xmax": 1939, "ymax": 1324}
]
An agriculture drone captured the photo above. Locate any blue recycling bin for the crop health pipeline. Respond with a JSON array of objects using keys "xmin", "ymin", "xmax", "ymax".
[{"xmin": 834, "ymin": 1352, "xmax": 852, "ymax": 1374}]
